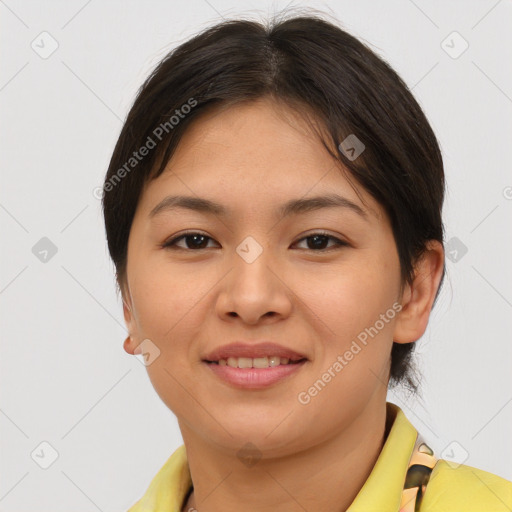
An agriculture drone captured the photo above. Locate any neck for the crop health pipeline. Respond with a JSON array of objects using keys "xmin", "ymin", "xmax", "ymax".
[{"xmin": 179, "ymin": 398, "xmax": 391, "ymax": 512}]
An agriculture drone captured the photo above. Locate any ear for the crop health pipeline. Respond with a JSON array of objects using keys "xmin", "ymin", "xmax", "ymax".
[
  {"xmin": 120, "ymin": 280, "xmax": 140, "ymax": 356},
  {"xmin": 393, "ymin": 240, "xmax": 445, "ymax": 344}
]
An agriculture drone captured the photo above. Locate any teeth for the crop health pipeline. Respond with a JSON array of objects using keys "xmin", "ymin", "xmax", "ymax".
[
  {"xmin": 220, "ymin": 356, "xmax": 295, "ymax": 368},
  {"xmin": 237, "ymin": 357, "xmax": 252, "ymax": 369}
]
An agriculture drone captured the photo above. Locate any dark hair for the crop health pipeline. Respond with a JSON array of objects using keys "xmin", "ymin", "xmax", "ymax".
[{"xmin": 102, "ymin": 12, "xmax": 446, "ymax": 396}]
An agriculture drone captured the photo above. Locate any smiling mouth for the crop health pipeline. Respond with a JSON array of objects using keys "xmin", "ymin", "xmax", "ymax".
[
  {"xmin": 203, "ymin": 357, "xmax": 308, "ymax": 389},
  {"xmin": 204, "ymin": 356, "xmax": 307, "ymax": 369}
]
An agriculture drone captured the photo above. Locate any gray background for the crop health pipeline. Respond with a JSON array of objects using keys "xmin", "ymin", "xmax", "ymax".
[{"xmin": 1, "ymin": 0, "xmax": 511, "ymax": 510}]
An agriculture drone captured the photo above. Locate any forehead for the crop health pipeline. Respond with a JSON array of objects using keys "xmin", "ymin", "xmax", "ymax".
[
  {"xmin": 138, "ymin": 98, "xmax": 382, "ymax": 222},
  {"xmin": 172, "ymin": 98, "xmax": 331, "ymax": 166}
]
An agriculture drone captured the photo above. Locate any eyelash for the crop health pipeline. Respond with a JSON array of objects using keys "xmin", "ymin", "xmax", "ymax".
[{"xmin": 160, "ymin": 231, "xmax": 348, "ymax": 252}]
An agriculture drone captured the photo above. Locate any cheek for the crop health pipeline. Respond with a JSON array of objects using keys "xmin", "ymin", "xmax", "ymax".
[
  {"xmin": 301, "ymin": 260, "xmax": 398, "ymax": 333},
  {"xmin": 300, "ymin": 258, "xmax": 399, "ymax": 388},
  {"xmin": 134, "ymin": 269, "xmax": 204, "ymax": 410},
  {"xmin": 131, "ymin": 261, "xmax": 205, "ymax": 339}
]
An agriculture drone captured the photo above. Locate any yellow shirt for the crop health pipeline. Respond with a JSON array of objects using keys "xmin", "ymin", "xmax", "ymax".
[{"xmin": 127, "ymin": 402, "xmax": 512, "ymax": 511}]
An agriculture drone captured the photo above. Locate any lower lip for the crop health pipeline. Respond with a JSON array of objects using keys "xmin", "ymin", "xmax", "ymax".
[{"xmin": 203, "ymin": 360, "xmax": 307, "ymax": 389}]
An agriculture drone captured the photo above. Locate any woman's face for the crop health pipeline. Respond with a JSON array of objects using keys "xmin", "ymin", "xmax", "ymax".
[{"xmin": 122, "ymin": 97, "xmax": 405, "ymax": 455}]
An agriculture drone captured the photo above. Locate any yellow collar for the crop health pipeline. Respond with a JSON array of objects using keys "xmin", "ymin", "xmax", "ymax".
[
  {"xmin": 347, "ymin": 402, "xmax": 418, "ymax": 511},
  {"xmin": 129, "ymin": 402, "xmax": 418, "ymax": 512}
]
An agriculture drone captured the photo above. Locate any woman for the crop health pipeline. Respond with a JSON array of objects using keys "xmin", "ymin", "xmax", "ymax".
[{"xmin": 101, "ymin": 12, "xmax": 512, "ymax": 512}]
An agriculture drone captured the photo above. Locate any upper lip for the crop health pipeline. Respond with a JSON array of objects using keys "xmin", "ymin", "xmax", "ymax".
[{"xmin": 203, "ymin": 342, "xmax": 307, "ymax": 362}]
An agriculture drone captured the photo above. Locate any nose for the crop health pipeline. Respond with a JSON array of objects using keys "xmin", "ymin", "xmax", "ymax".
[{"xmin": 215, "ymin": 249, "xmax": 293, "ymax": 325}]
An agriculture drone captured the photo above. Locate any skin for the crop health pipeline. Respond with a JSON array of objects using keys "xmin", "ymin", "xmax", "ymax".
[{"xmin": 122, "ymin": 97, "xmax": 445, "ymax": 512}]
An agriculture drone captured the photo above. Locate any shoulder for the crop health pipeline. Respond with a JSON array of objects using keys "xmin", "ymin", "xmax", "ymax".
[{"xmin": 421, "ymin": 459, "xmax": 512, "ymax": 511}]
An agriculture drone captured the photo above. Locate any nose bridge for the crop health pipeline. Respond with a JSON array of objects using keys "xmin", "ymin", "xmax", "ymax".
[
  {"xmin": 218, "ymin": 234, "xmax": 291, "ymax": 322},
  {"xmin": 232, "ymin": 234, "xmax": 274, "ymax": 296}
]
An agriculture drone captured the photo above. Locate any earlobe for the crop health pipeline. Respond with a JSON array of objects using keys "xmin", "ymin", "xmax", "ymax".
[
  {"xmin": 393, "ymin": 240, "xmax": 445, "ymax": 344},
  {"xmin": 123, "ymin": 335, "xmax": 135, "ymax": 355},
  {"xmin": 123, "ymin": 335, "xmax": 142, "ymax": 355}
]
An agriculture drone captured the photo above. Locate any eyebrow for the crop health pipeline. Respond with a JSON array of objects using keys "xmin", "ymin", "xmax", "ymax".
[{"xmin": 148, "ymin": 193, "xmax": 369, "ymax": 221}]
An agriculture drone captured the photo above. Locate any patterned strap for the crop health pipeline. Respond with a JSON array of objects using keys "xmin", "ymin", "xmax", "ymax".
[{"xmin": 399, "ymin": 433, "xmax": 438, "ymax": 512}]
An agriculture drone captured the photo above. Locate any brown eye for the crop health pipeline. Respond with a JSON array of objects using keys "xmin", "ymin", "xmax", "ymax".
[
  {"xmin": 294, "ymin": 233, "xmax": 348, "ymax": 251},
  {"xmin": 162, "ymin": 233, "xmax": 218, "ymax": 250},
  {"xmin": 161, "ymin": 231, "xmax": 347, "ymax": 252}
]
